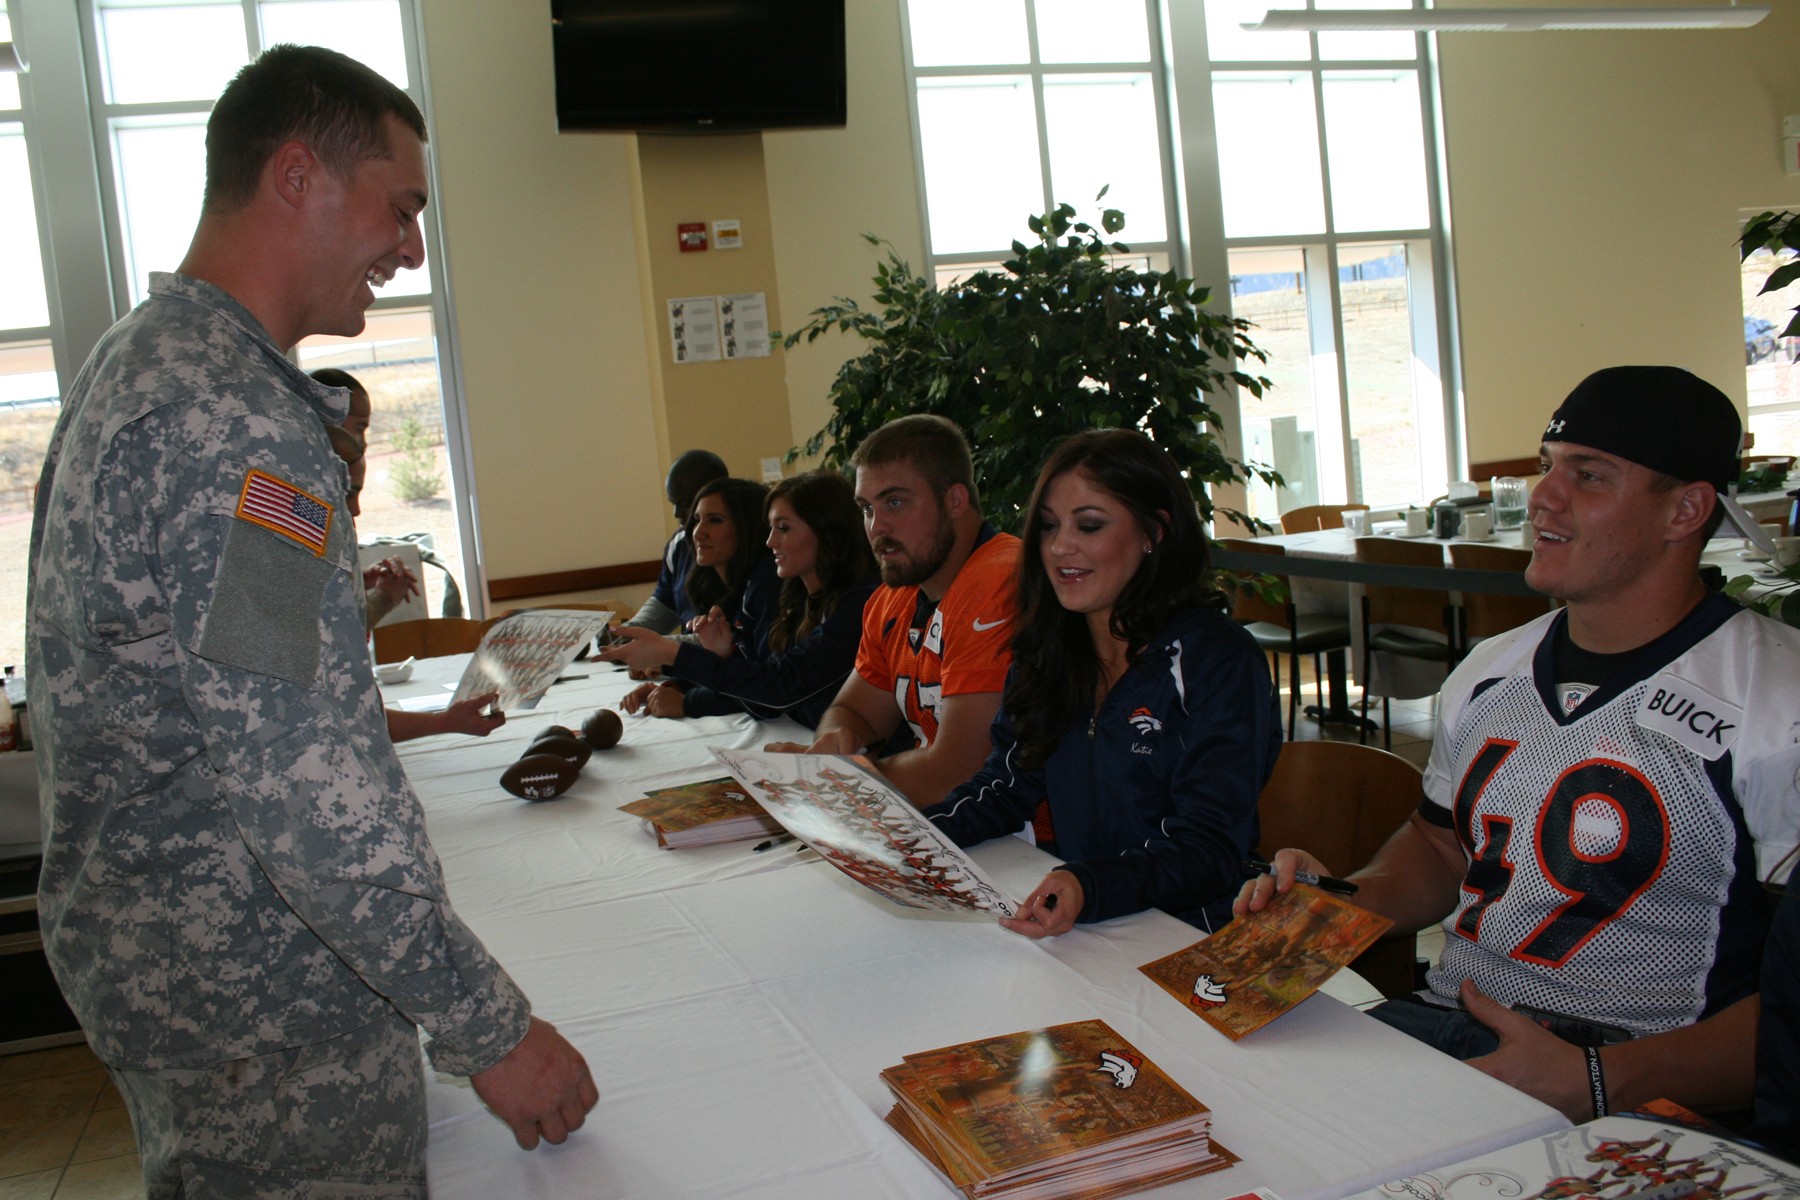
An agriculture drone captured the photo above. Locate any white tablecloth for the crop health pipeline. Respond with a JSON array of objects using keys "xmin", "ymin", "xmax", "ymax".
[{"xmin": 387, "ymin": 656, "xmax": 1564, "ymax": 1199}]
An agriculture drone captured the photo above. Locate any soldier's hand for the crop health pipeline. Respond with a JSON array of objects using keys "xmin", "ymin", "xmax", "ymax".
[{"xmin": 471, "ymin": 1016, "xmax": 599, "ymax": 1150}]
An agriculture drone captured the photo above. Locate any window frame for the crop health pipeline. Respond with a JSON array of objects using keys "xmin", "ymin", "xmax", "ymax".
[
  {"xmin": 899, "ymin": 0, "xmax": 1464, "ymax": 515},
  {"xmin": 7, "ymin": 0, "xmax": 488, "ymax": 613}
]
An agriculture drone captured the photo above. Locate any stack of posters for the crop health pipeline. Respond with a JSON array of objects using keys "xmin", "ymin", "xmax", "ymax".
[
  {"xmin": 880, "ymin": 1019, "xmax": 1235, "ymax": 1199},
  {"xmin": 450, "ymin": 609, "xmax": 613, "ymax": 711},
  {"xmin": 1344, "ymin": 1105, "xmax": 1798, "ymax": 1200},
  {"xmin": 1139, "ymin": 883, "xmax": 1392, "ymax": 1040},
  {"xmin": 617, "ymin": 776, "xmax": 782, "ymax": 849},
  {"xmin": 712, "ymin": 748, "xmax": 1017, "ymax": 917}
]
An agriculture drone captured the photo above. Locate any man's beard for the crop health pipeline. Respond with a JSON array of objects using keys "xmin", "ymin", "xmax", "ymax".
[{"xmin": 876, "ymin": 515, "xmax": 957, "ymax": 588}]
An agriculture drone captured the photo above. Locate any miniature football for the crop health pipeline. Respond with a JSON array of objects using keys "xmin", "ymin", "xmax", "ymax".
[
  {"xmin": 536, "ymin": 724, "xmax": 576, "ymax": 743},
  {"xmin": 581, "ymin": 708, "xmax": 623, "ymax": 750},
  {"xmin": 528, "ymin": 732, "xmax": 592, "ymax": 769},
  {"xmin": 499, "ymin": 753, "xmax": 579, "ymax": 801}
]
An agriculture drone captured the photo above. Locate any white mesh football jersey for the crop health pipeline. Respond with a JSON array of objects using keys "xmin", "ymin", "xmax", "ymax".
[{"xmin": 1423, "ymin": 594, "xmax": 1800, "ymax": 1036}]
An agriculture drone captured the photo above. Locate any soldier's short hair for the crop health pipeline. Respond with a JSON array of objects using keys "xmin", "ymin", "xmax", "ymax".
[
  {"xmin": 204, "ymin": 44, "xmax": 427, "ymax": 214},
  {"xmin": 850, "ymin": 414, "xmax": 979, "ymax": 507}
]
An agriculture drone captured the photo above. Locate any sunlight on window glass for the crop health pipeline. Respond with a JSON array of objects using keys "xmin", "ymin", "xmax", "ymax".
[
  {"xmin": 0, "ymin": 11, "xmax": 19, "ymax": 110},
  {"xmin": 1322, "ymin": 72, "xmax": 1428, "ymax": 233},
  {"xmin": 917, "ymin": 76, "xmax": 1043, "ymax": 254},
  {"xmin": 114, "ymin": 120, "xmax": 206, "ymax": 305},
  {"xmin": 98, "ymin": 2, "xmax": 247, "ymax": 105},
  {"xmin": 259, "ymin": 0, "xmax": 408, "ymax": 87},
  {"xmin": 908, "ymin": 0, "xmax": 1028, "ymax": 66},
  {"xmin": 1317, "ymin": 0, "xmax": 1418, "ymax": 60},
  {"xmin": 1213, "ymin": 73, "xmax": 1324, "ymax": 238},
  {"xmin": 0, "ymin": 339, "xmax": 55, "ymax": 404},
  {"xmin": 297, "ymin": 308, "xmax": 462, "ymax": 618},
  {"xmin": 1042, "ymin": 74, "xmax": 1165, "ymax": 242},
  {"xmin": 1742, "ymin": 247, "xmax": 1800, "ymax": 455},
  {"xmin": 1034, "ymin": 0, "xmax": 1149, "ymax": 63},
  {"xmin": 1230, "ymin": 247, "xmax": 1319, "ymax": 525},
  {"xmin": 1340, "ymin": 244, "xmax": 1423, "ymax": 506},
  {"xmin": 0, "ymin": 126, "xmax": 48, "ymax": 330},
  {"xmin": 1206, "ymin": 0, "xmax": 1310, "ymax": 64}
]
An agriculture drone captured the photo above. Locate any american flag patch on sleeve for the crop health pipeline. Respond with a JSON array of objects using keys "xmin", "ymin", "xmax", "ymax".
[{"xmin": 236, "ymin": 469, "xmax": 334, "ymax": 556}]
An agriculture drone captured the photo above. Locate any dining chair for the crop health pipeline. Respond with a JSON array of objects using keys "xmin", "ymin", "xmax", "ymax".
[
  {"xmin": 1219, "ymin": 538, "xmax": 1354, "ymax": 740},
  {"xmin": 1256, "ymin": 740, "xmax": 1425, "ymax": 998},
  {"xmin": 1279, "ymin": 504, "xmax": 1370, "ymax": 534},
  {"xmin": 1353, "ymin": 536, "xmax": 1460, "ymax": 747},
  {"xmin": 372, "ymin": 617, "xmax": 488, "ymax": 664},
  {"xmin": 1448, "ymin": 544, "xmax": 1553, "ymax": 650}
]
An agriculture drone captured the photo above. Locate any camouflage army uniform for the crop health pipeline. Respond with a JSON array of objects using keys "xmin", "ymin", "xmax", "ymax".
[{"xmin": 27, "ymin": 273, "xmax": 530, "ymax": 1193}]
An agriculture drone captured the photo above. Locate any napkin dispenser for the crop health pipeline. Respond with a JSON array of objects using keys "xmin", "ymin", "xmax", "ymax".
[{"xmin": 1432, "ymin": 494, "xmax": 1493, "ymax": 538}]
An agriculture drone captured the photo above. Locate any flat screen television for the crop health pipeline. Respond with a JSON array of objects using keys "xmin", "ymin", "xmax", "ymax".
[{"xmin": 551, "ymin": 0, "xmax": 847, "ymax": 133}]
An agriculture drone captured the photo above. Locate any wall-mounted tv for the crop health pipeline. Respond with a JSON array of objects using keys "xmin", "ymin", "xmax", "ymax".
[{"xmin": 551, "ymin": 0, "xmax": 847, "ymax": 134}]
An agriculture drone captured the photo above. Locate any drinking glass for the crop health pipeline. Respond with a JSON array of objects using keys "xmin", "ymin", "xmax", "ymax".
[{"xmin": 1491, "ymin": 476, "xmax": 1528, "ymax": 530}]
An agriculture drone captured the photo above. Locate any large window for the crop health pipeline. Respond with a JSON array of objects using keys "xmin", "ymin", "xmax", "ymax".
[
  {"xmin": 1, "ymin": 0, "xmax": 477, "ymax": 669},
  {"xmin": 1742, "ymin": 241, "xmax": 1800, "ymax": 456},
  {"xmin": 904, "ymin": 0, "xmax": 1178, "ymax": 279},
  {"xmin": 901, "ymin": 0, "xmax": 1455, "ymax": 521}
]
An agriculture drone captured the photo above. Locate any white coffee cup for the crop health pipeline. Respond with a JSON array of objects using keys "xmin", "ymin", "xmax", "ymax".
[
  {"xmin": 1462, "ymin": 511, "xmax": 1492, "ymax": 540},
  {"xmin": 1774, "ymin": 536, "xmax": 1800, "ymax": 569},
  {"xmin": 1404, "ymin": 509, "xmax": 1429, "ymax": 536}
]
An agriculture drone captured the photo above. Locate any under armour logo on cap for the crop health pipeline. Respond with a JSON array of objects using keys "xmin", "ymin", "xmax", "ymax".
[{"xmin": 1544, "ymin": 419, "xmax": 1566, "ymax": 433}]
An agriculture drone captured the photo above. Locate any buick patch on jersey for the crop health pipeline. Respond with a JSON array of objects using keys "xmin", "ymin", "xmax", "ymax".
[{"xmin": 1635, "ymin": 674, "xmax": 1742, "ymax": 761}]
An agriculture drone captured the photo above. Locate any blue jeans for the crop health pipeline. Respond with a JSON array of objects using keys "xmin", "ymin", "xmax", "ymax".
[{"xmin": 1366, "ymin": 993, "xmax": 1500, "ymax": 1060}]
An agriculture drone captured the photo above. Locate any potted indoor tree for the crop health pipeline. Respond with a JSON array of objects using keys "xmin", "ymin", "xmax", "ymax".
[{"xmin": 781, "ymin": 198, "xmax": 1277, "ymax": 527}]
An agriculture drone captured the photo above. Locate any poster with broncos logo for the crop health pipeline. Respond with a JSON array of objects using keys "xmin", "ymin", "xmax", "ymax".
[{"xmin": 712, "ymin": 748, "xmax": 1019, "ymax": 918}]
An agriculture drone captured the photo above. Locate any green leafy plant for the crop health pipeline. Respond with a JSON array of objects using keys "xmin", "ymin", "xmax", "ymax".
[
  {"xmin": 1740, "ymin": 210, "xmax": 1800, "ymax": 338},
  {"xmin": 390, "ymin": 415, "xmax": 443, "ymax": 503},
  {"xmin": 781, "ymin": 198, "xmax": 1278, "ymax": 527},
  {"xmin": 1722, "ymin": 561, "xmax": 1800, "ymax": 626}
]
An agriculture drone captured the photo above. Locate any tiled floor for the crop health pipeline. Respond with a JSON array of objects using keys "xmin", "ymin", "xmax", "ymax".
[
  {"xmin": 0, "ymin": 1044, "xmax": 141, "ymax": 1200},
  {"xmin": 0, "ymin": 657, "xmax": 1436, "ymax": 1198},
  {"xmin": 1273, "ymin": 651, "xmax": 1439, "ymax": 768}
]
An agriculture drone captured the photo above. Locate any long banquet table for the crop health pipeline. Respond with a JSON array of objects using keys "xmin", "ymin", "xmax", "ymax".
[{"xmin": 383, "ymin": 655, "xmax": 1565, "ymax": 1200}]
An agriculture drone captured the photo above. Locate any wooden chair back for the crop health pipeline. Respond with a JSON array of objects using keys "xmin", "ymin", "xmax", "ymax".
[
  {"xmin": 1217, "ymin": 537, "xmax": 1289, "ymax": 627},
  {"xmin": 372, "ymin": 617, "xmax": 488, "ymax": 664},
  {"xmin": 1448, "ymin": 543, "xmax": 1552, "ymax": 642},
  {"xmin": 1256, "ymin": 740, "xmax": 1425, "ymax": 997},
  {"xmin": 1353, "ymin": 536, "xmax": 1453, "ymax": 631},
  {"xmin": 1280, "ymin": 504, "xmax": 1369, "ymax": 534}
]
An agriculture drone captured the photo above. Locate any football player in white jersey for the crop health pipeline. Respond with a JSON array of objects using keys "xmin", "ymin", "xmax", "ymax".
[{"xmin": 1239, "ymin": 366, "xmax": 1800, "ymax": 1123}]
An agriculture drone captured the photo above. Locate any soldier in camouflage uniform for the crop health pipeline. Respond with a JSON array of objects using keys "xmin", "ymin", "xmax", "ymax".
[{"xmin": 27, "ymin": 45, "xmax": 597, "ymax": 1198}]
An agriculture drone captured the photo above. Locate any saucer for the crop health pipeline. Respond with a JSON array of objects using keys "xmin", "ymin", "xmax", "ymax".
[
  {"xmin": 1458, "ymin": 534, "xmax": 1497, "ymax": 543},
  {"xmin": 1393, "ymin": 529, "xmax": 1432, "ymax": 539}
]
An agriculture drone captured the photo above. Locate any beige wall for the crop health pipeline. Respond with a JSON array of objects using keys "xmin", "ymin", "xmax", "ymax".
[
  {"xmin": 765, "ymin": 0, "xmax": 926, "ymax": 457},
  {"xmin": 417, "ymin": 0, "xmax": 661, "ymax": 588},
  {"xmin": 1439, "ymin": 4, "xmax": 1800, "ymax": 463},
  {"xmin": 417, "ymin": 0, "xmax": 922, "ymax": 600}
]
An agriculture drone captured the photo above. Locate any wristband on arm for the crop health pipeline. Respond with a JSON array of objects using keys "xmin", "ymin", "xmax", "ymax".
[{"xmin": 1583, "ymin": 1045, "xmax": 1609, "ymax": 1118}]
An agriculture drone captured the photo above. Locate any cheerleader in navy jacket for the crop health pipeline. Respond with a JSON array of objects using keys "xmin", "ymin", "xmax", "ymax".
[{"xmin": 924, "ymin": 430, "xmax": 1281, "ymax": 936}]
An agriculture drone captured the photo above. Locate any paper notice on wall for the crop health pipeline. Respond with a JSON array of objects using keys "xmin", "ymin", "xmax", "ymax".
[
  {"xmin": 667, "ymin": 296, "xmax": 721, "ymax": 364},
  {"xmin": 719, "ymin": 292, "xmax": 771, "ymax": 359}
]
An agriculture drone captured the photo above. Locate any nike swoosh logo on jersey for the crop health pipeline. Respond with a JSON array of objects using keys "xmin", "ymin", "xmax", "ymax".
[{"xmin": 972, "ymin": 617, "xmax": 1008, "ymax": 631}]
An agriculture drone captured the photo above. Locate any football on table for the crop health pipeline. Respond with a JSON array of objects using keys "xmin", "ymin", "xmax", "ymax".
[
  {"xmin": 500, "ymin": 753, "xmax": 580, "ymax": 801},
  {"xmin": 582, "ymin": 708, "xmax": 623, "ymax": 750},
  {"xmin": 530, "ymin": 732, "xmax": 592, "ymax": 769}
]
